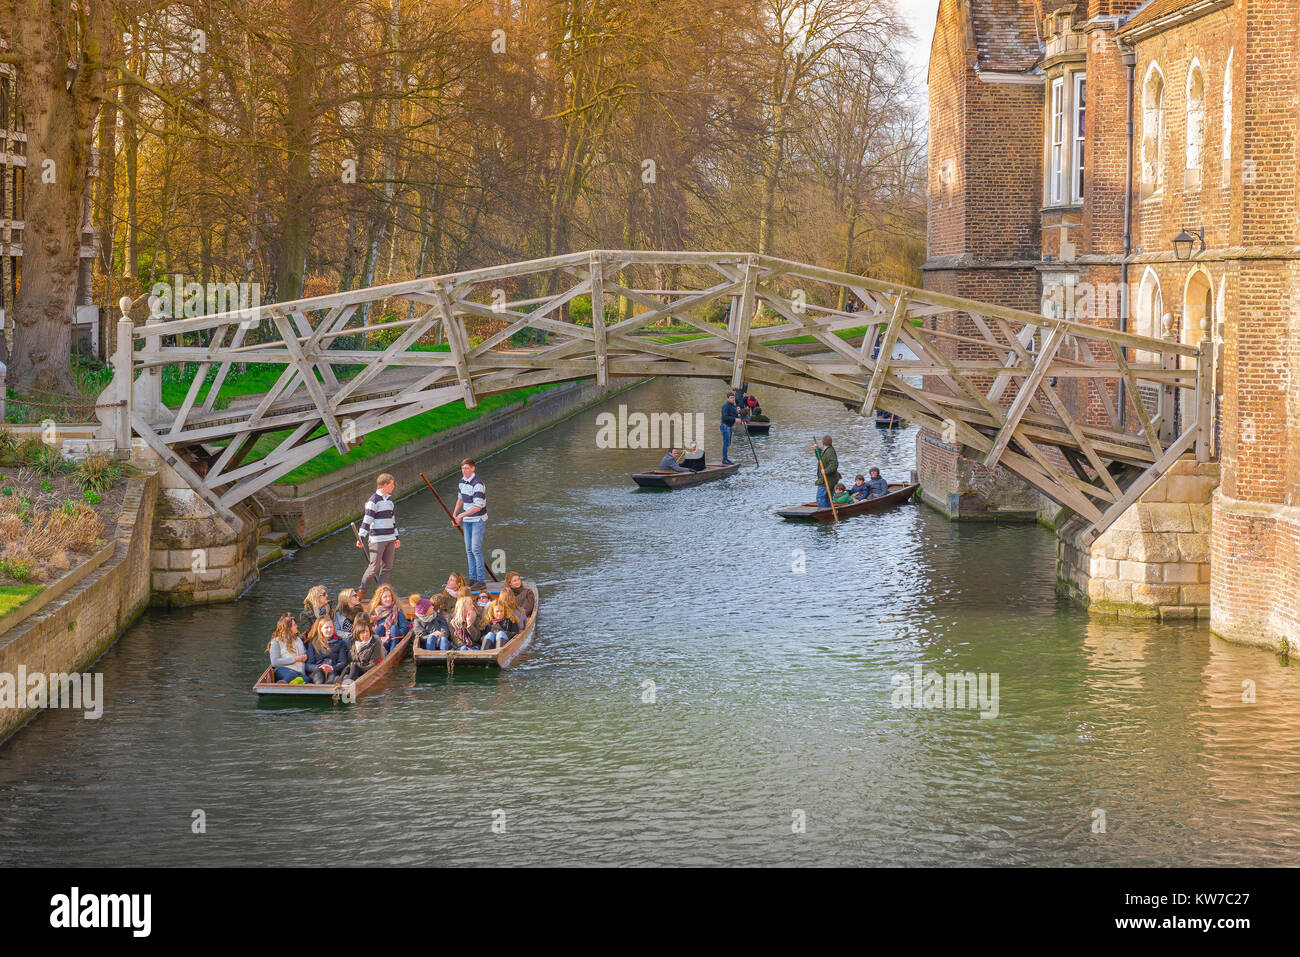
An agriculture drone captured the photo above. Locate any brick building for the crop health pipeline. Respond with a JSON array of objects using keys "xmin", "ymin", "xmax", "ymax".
[{"xmin": 924, "ymin": 0, "xmax": 1300, "ymax": 652}]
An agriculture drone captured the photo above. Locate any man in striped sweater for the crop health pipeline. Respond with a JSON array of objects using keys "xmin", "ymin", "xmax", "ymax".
[
  {"xmin": 451, "ymin": 458, "xmax": 488, "ymax": 588},
  {"xmin": 357, "ymin": 472, "xmax": 400, "ymax": 599}
]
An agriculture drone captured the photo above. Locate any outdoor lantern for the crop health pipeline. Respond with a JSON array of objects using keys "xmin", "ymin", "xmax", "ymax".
[{"xmin": 1173, "ymin": 227, "xmax": 1205, "ymax": 261}]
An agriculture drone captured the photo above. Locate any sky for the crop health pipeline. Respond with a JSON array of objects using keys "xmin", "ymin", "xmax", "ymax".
[{"xmin": 899, "ymin": 0, "xmax": 941, "ymax": 85}]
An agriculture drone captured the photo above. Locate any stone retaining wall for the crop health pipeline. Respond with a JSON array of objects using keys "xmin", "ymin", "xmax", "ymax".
[
  {"xmin": 0, "ymin": 472, "xmax": 158, "ymax": 744},
  {"xmin": 1057, "ymin": 458, "xmax": 1219, "ymax": 620}
]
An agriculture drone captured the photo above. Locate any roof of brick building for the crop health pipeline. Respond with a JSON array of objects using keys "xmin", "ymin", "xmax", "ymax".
[
  {"xmin": 1122, "ymin": 0, "xmax": 1197, "ymax": 33},
  {"xmin": 967, "ymin": 0, "xmax": 1042, "ymax": 73}
]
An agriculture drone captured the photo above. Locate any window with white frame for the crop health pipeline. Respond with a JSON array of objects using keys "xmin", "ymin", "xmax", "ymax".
[
  {"xmin": 1049, "ymin": 77, "xmax": 1064, "ymax": 204},
  {"xmin": 1073, "ymin": 74, "xmax": 1086, "ymax": 202}
]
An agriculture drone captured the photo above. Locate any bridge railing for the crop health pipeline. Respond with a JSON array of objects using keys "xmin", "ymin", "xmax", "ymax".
[{"xmin": 96, "ymin": 250, "xmax": 1209, "ymax": 539}]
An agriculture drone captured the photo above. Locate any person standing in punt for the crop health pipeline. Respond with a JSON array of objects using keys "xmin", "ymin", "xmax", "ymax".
[
  {"xmin": 720, "ymin": 392, "xmax": 739, "ymax": 466},
  {"xmin": 813, "ymin": 434, "xmax": 840, "ymax": 509},
  {"xmin": 369, "ymin": 584, "xmax": 410, "ymax": 654},
  {"xmin": 357, "ymin": 472, "xmax": 400, "ymax": 601},
  {"xmin": 452, "ymin": 459, "xmax": 488, "ymax": 589},
  {"xmin": 304, "ymin": 617, "xmax": 349, "ymax": 685},
  {"xmin": 267, "ymin": 613, "xmax": 308, "ymax": 684}
]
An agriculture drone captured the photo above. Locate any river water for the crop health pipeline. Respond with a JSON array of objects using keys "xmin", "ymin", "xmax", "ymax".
[{"xmin": 2, "ymin": 376, "xmax": 1299, "ymax": 867}]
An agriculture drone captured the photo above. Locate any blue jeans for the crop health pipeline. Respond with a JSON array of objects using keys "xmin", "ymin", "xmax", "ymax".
[
  {"xmin": 273, "ymin": 666, "xmax": 305, "ymax": 683},
  {"xmin": 481, "ymin": 629, "xmax": 509, "ymax": 650},
  {"xmin": 463, "ymin": 519, "xmax": 486, "ymax": 582},
  {"xmin": 435, "ymin": 636, "xmax": 454, "ymax": 651},
  {"xmin": 816, "ymin": 485, "xmax": 831, "ymax": 508},
  {"xmin": 720, "ymin": 423, "xmax": 733, "ymax": 461}
]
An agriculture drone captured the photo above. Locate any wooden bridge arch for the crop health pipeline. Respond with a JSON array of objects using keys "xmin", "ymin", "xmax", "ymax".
[{"xmin": 96, "ymin": 249, "xmax": 1212, "ymax": 542}]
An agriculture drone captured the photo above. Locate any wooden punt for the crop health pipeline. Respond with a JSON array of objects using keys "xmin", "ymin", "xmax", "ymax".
[
  {"xmin": 743, "ymin": 416, "xmax": 772, "ymax": 435},
  {"xmin": 874, "ymin": 409, "xmax": 907, "ymax": 429},
  {"xmin": 252, "ymin": 631, "xmax": 413, "ymax": 701},
  {"xmin": 631, "ymin": 461, "xmax": 740, "ymax": 488},
  {"xmin": 413, "ymin": 580, "xmax": 539, "ymax": 669},
  {"xmin": 776, "ymin": 482, "xmax": 918, "ymax": 522}
]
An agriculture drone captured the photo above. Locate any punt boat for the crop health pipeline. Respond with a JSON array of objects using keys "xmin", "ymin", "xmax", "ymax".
[
  {"xmin": 413, "ymin": 580, "xmax": 539, "ymax": 669},
  {"xmin": 776, "ymin": 482, "xmax": 919, "ymax": 522},
  {"xmin": 631, "ymin": 461, "xmax": 741, "ymax": 488},
  {"xmin": 252, "ymin": 631, "xmax": 413, "ymax": 701},
  {"xmin": 742, "ymin": 415, "xmax": 772, "ymax": 435}
]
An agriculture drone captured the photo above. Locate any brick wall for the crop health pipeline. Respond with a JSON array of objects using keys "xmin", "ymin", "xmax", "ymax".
[{"xmin": 0, "ymin": 473, "xmax": 158, "ymax": 743}]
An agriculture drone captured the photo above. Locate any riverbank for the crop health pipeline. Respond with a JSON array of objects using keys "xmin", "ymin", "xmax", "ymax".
[{"xmin": 258, "ymin": 376, "xmax": 649, "ymax": 546}]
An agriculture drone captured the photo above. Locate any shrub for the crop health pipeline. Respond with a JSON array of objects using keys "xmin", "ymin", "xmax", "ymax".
[
  {"xmin": 83, "ymin": 490, "xmax": 102, "ymax": 505},
  {"xmin": 0, "ymin": 557, "xmax": 35, "ymax": 583},
  {"xmin": 30, "ymin": 444, "xmax": 72, "ymax": 477},
  {"xmin": 74, "ymin": 452, "xmax": 124, "ymax": 495},
  {"xmin": 0, "ymin": 429, "xmax": 19, "ymax": 462}
]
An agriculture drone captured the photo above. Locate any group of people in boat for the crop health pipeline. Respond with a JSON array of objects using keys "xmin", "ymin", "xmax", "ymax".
[
  {"xmin": 813, "ymin": 434, "xmax": 890, "ymax": 508},
  {"xmin": 265, "ymin": 571, "xmax": 536, "ymax": 685}
]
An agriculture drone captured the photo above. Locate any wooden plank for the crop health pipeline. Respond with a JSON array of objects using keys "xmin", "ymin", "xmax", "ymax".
[
  {"xmin": 730, "ymin": 257, "xmax": 759, "ymax": 389},
  {"xmin": 271, "ymin": 311, "xmax": 349, "ymax": 454},
  {"xmin": 433, "ymin": 286, "xmax": 476, "ymax": 409},
  {"xmin": 590, "ymin": 253, "xmax": 609, "ymax": 386},
  {"xmin": 984, "ymin": 321, "xmax": 1067, "ymax": 467},
  {"xmin": 861, "ymin": 293, "xmax": 910, "ymax": 414},
  {"xmin": 1113, "ymin": 345, "xmax": 1164, "ymax": 457},
  {"xmin": 1082, "ymin": 432, "xmax": 1198, "ymax": 545}
]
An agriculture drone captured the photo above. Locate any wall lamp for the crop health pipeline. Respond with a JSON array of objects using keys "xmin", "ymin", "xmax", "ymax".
[{"xmin": 1173, "ymin": 227, "xmax": 1205, "ymax": 261}]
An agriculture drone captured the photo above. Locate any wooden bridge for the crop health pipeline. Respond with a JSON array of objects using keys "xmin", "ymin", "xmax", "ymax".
[{"xmin": 95, "ymin": 250, "xmax": 1212, "ymax": 541}]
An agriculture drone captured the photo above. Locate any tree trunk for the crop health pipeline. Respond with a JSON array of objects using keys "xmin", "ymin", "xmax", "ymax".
[{"xmin": 6, "ymin": 0, "xmax": 108, "ymax": 392}]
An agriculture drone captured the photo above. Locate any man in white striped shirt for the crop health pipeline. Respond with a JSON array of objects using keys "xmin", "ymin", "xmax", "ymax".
[
  {"xmin": 357, "ymin": 472, "xmax": 400, "ymax": 599},
  {"xmin": 451, "ymin": 458, "xmax": 488, "ymax": 588}
]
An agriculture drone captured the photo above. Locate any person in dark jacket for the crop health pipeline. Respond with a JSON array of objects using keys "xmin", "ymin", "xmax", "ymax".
[
  {"xmin": 333, "ymin": 588, "xmax": 362, "ymax": 640},
  {"xmin": 656, "ymin": 448, "xmax": 690, "ymax": 472},
  {"xmin": 345, "ymin": 618, "xmax": 383, "ymax": 680},
  {"xmin": 864, "ymin": 467, "xmax": 889, "ymax": 498},
  {"xmin": 814, "ymin": 434, "xmax": 840, "ymax": 509},
  {"xmin": 478, "ymin": 598, "xmax": 518, "ymax": 651},
  {"xmin": 848, "ymin": 474, "xmax": 871, "ymax": 500},
  {"xmin": 297, "ymin": 585, "xmax": 332, "ymax": 639},
  {"xmin": 304, "ymin": 617, "xmax": 350, "ymax": 684},
  {"xmin": 505, "ymin": 571, "xmax": 535, "ymax": 627},
  {"xmin": 411, "ymin": 594, "xmax": 453, "ymax": 651},
  {"xmin": 720, "ymin": 392, "xmax": 739, "ymax": 465},
  {"xmin": 445, "ymin": 595, "xmax": 482, "ymax": 651}
]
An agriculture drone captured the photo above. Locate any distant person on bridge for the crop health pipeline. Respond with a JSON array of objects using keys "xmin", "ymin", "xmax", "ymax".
[
  {"xmin": 814, "ymin": 435, "xmax": 840, "ymax": 509},
  {"xmin": 657, "ymin": 447, "xmax": 691, "ymax": 472},
  {"xmin": 720, "ymin": 391, "xmax": 739, "ymax": 465},
  {"xmin": 357, "ymin": 472, "xmax": 400, "ymax": 600},
  {"xmin": 452, "ymin": 458, "xmax": 488, "ymax": 589}
]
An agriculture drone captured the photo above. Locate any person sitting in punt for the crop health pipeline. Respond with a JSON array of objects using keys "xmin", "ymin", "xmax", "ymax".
[
  {"xmin": 478, "ymin": 598, "xmax": 517, "ymax": 651},
  {"xmin": 680, "ymin": 442, "xmax": 706, "ymax": 472},
  {"xmin": 746, "ymin": 394, "xmax": 762, "ymax": 418},
  {"xmin": 443, "ymin": 572, "xmax": 467, "ymax": 602},
  {"xmin": 864, "ymin": 467, "xmax": 889, "ymax": 498},
  {"xmin": 267, "ymin": 613, "xmax": 309, "ymax": 684},
  {"xmin": 848, "ymin": 474, "xmax": 870, "ymax": 499},
  {"xmin": 831, "ymin": 482, "xmax": 855, "ymax": 505},
  {"xmin": 445, "ymin": 595, "xmax": 482, "ymax": 651},
  {"xmin": 505, "ymin": 570, "xmax": 534, "ymax": 627},
  {"xmin": 345, "ymin": 616, "xmax": 383, "ymax": 681},
  {"xmin": 412, "ymin": 594, "xmax": 452, "ymax": 651},
  {"xmin": 334, "ymin": 588, "xmax": 363, "ymax": 640},
  {"xmin": 369, "ymin": 584, "xmax": 410, "ymax": 653},
  {"xmin": 656, "ymin": 447, "xmax": 691, "ymax": 473},
  {"xmin": 305, "ymin": 616, "xmax": 349, "ymax": 685},
  {"xmin": 298, "ymin": 585, "xmax": 333, "ymax": 638}
]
